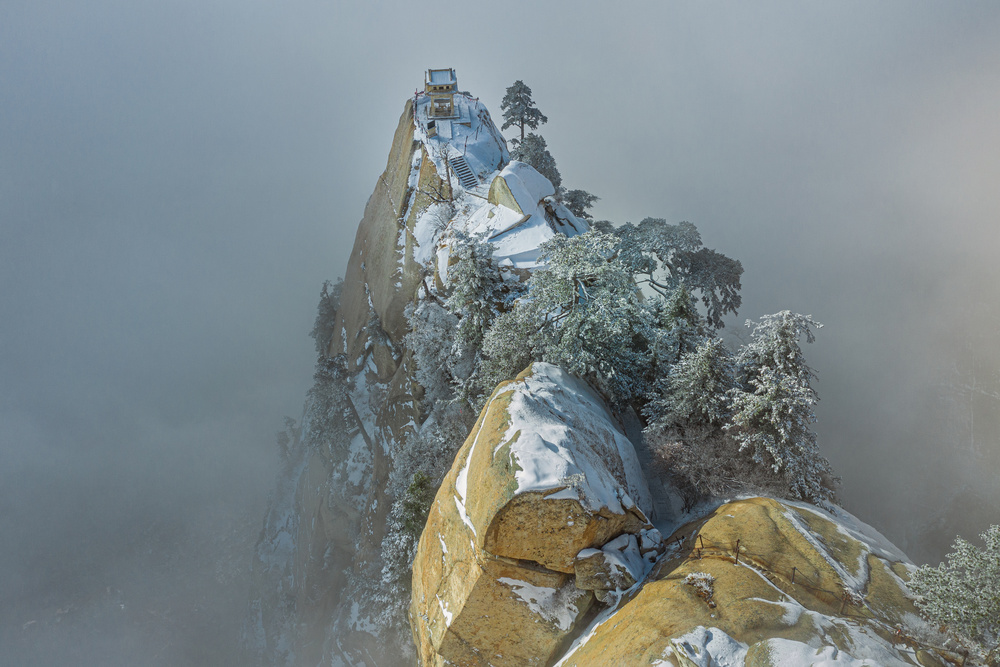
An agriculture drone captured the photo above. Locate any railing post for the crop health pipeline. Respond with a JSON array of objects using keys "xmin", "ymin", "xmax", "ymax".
[
  {"xmin": 791, "ymin": 567, "xmax": 796, "ymax": 585},
  {"xmin": 734, "ymin": 539, "xmax": 741, "ymax": 565},
  {"xmin": 698, "ymin": 534, "xmax": 704, "ymax": 550}
]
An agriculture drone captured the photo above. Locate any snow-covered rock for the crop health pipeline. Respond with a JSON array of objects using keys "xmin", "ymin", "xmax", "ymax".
[
  {"xmin": 409, "ymin": 363, "xmax": 654, "ymax": 667},
  {"xmin": 556, "ymin": 497, "xmax": 955, "ymax": 667}
]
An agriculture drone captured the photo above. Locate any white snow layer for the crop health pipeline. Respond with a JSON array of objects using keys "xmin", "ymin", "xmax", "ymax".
[
  {"xmin": 496, "ymin": 362, "xmax": 652, "ymax": 519},
  {"xmin": 497, "ymin": 577, "xmax": 580, "ymax": 632},
  {"xmin": 757, "ymin": 638, "xmax": 880, "ymax": 666},
  {"xmin": 409, "ymin": 93, "xmax": 587, "ymax": 275},
  {"xmin": 459, "ymin": 161, "xmax": 586, "ymax": 270},
  {"xmin": 663, "ymin": 626, "xmax": 748, "ymax": 667}
]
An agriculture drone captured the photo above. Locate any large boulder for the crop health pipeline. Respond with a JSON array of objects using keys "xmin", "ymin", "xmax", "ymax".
[
  {"xmin": 410, "ymin": 363, "xmax": 655, "ymax": 667},
  {"xmin": 556, "ymin": 497, "xmax": 956, "ymax": 667}
]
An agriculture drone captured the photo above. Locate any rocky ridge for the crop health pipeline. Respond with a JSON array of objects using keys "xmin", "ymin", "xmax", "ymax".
[
  {"xmin": 245, "ymin": 86, "xmax": 588, "ymax": 666},
  {"xmin": 247, "ymin": 82, "xmax": 955, "ymax": 667}
]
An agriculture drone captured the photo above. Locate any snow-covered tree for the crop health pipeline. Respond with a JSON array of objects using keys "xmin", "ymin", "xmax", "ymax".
[
  {"xmin": 405, "ymin": 301, "xmax": 461, "ymax": 408},
  {"xmin": 910, "ymin": 525, "xmax": 1000, "ymax": 664},
  {"xmin": 561, "ymin": 188, "xmax": 600, "ymax": 220},
  {"xmin": 376, "ymin": 397, "xmax": 474, "ymax": 643},
  {"xmin": 511, "ymin": 133, "xmax": 561, "ymax": 189},
  {"xmin": 643, "ymin": 337, "xmax": 776, "ymax": 499},
  {"xmin": 500, "ymin": 80, "xmax": 548, "ymax": 145},
  {"xmin": 727, "ymin": 312, "xmax": 836, "ymax": 502},
  {"xmin": 309, "ymin": 278, "xmax": 342, "ymax": 356},
  {"xmin": 646, "ymin": 336, "xmax": 735, "ymax": 431},
  {"xmin": 304, "ymin": 353, "xmax": 354, "ymax": 458},
  {"xmin": 445, "ymin": 230, "xmax": 505, "ymax": 364},
  {"xmin": 616, "ymin": 218, "xmax": 743, "ymax": 329},
  {"xmin": 480, "ymin": 230, "xmax": 652, "ymax": 404}
]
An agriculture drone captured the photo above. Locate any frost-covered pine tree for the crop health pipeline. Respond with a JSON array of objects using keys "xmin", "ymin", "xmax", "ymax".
[
  {"xmin": 405, "ymin": 301, "xmax": 461, "ymax": 407},
  {"xmin": 511, "ymin": 133, "xmax": 561, "ymax": 189},
  {"xmin": 727, "ymin": 312, "xmax": 836, "ymax": 502},
  {"xmin": 646, "ymin": 336, "xmax": 735, "ymax": 431},
  {"xmin": 304, "ymin": 352, "xmax": 354, "ymax": 458},
  {"xmin": 616, "ymin": 218, "xmax": 743, "ymax": 330},
  {"xmin": 643, "ymin": 337, "xmax": 772, "ymax": 499},
  {"xmin": 309, "ymin": 278, "xmax": 342, "ymax": 356},
  {"xmin": 560, "ymin": 189, "xmax": 600, "ymax": 220},
  {"xmin": 480, "ymin": 230, "xmax": 651, "ymax": 404},
  {"xmin": 445, "ymin": 230, "xmax": 504, "ymax": 365},
  {"xmin": 910, "ymin": 525, "xmax": 1000, "ymax": 664},
  {"xmin": 500, "ymin": 80, "xmax": 548, "ymax": 145}
]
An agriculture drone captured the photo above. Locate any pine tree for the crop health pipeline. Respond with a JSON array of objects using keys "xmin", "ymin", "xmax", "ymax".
[
  {"xmin": 500, "ymin": 80, "xmax": 548, "ymax": 145},
  {"xmin": 511, "ymin": 133, "xmax": 561, "ymax": 189},
  {"xmin": 445, "ymin": 230, "xmax": 504, "ymax": 361},
  {"xmin": 910, "ymin": 525, "xmax": 1000, "ymax": 663},
  {"xmin": 310, "ymin": 278, "xmax": 342, "ymax": 356},
  {"xmin": 727, "ymin": 312, "xmax": 836, "ymax": 502},
  {"xmin": 479, "ymin": 230, "xmax": 651, "ymax": 404},
  {"xmin": 616, "ymin": 218, "xmax": 742, "ymax": 329},
  {"xmin": 561, "ymin": 189, "xmax": 600, "ymax": 220}
]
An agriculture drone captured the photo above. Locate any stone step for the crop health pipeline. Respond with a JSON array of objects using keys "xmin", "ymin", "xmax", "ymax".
[{"xmin": 448, "ymin": 155, "xmax": 479, "ymax": 189}]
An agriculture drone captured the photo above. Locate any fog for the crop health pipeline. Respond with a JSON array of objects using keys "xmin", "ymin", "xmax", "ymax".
[{"xmin": 2, "ymin": 1, "xmax": 998, "ymax": 664}]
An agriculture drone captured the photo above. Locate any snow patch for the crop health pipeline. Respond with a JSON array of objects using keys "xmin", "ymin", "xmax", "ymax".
[
  {"xmin": 497, "ymin": 577, "xmax": 579, "ymax": 632},
  {"xmin": 759, "ymin": 638, "xmax": 879, "ymax": 666},
  {"xmin": 496, "ymin": 363, "xmax": 652, "ymax": 518},
  {"xmin": 436, "ymin": 595, "xmax": 453, "ymax": 626},
  {"xmin": 665, "ymin": 626, "xmax": 748, "ymax": 667}
]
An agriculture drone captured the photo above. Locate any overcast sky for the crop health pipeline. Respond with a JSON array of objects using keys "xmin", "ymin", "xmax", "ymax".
[{"xmin": 2, "ymin": 1, "xmax": 999, "ymax": 664}]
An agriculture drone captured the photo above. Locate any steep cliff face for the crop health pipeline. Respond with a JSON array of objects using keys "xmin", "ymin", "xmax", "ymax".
[{"xmin": 246, "ymin": 88, "xmax": 588, "ymax": 666}]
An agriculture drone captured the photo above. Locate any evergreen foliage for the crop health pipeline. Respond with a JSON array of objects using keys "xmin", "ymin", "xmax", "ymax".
[
  {"xmin": 911, "ymin": 525, "xmax": 1000, "ymax": 663},
  {"xmin": 500, "ymin": 80, "xmax": 548, "ymax": 144},
  {"xmin": 305, "ymin": 353, "xmax": 354, "ymax": 457},
  {"xmin": 445, "ymin": 230, "xmax": 504, "ymax": 364},
  {"xmin": 480, "ymin": 231, "xmax": 652, "ymax": 404},
  {"xmin": 617, "ymin": 218, "xmax": 742, "ymax": 329},
  {"xmin": 561, "ymin": 189, "xmax": 600, "ymax": 220},
  {"xmin": 461, "ymin": 223, "xmax": 830, "ymax": 502},
  {"xmin": 309, "ymin": 278, "xmax": 342, "ymax": 356},
  {"xmin": 727, "ymin": 312, "xmax": 836, "ymax": 501},
  {"xmin": 511, "ymin": 133, "xmax": 562, "ymax": 189}
]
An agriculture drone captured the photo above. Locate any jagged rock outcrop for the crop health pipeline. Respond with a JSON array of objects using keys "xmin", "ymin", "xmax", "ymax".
[{"xmin": 410, "ymin": 363, "xmax": 657, "ymax": 666}]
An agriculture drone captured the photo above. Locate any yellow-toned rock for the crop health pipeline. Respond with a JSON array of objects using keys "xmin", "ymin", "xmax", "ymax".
[
  {"xmin": 458, "ymin": 363, "xmax": 652, "ymax": 573},
  {"xmin": 557, "ymin": 497, "xmax": 947, "ymax": 667},
  {"xmin": 411, "ymin": 363, "xmax": 653, "ymax": 666}
]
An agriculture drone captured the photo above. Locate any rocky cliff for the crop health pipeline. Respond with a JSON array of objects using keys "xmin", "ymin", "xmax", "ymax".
[
  {"xmin": 245, "ymin": 86, "xmax": 588, "ymax": 666},
  {"xmin": 246, "ymin": 83, "xmax": 955, "ymax": 667}
]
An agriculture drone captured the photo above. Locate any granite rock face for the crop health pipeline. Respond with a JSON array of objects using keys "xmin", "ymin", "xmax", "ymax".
[
  {"xmin": 245, "ymin": 85, "xmax": 592, "ymax": 666},
  {"xmin": 557, "ymin": 497, "xmax": 955, "ymax": 667},
  {"xmin": 245, "ymin": 94, "xmax": 511, "ymax": 666},
  {"xmin": 410, "ymin": 363, "xmax": 656, "ymax": 667}
]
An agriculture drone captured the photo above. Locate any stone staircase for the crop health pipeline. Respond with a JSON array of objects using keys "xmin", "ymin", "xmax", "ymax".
[{"xmin": 448, "ymin": 155, "xmax": 479, "ymax": 190}]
